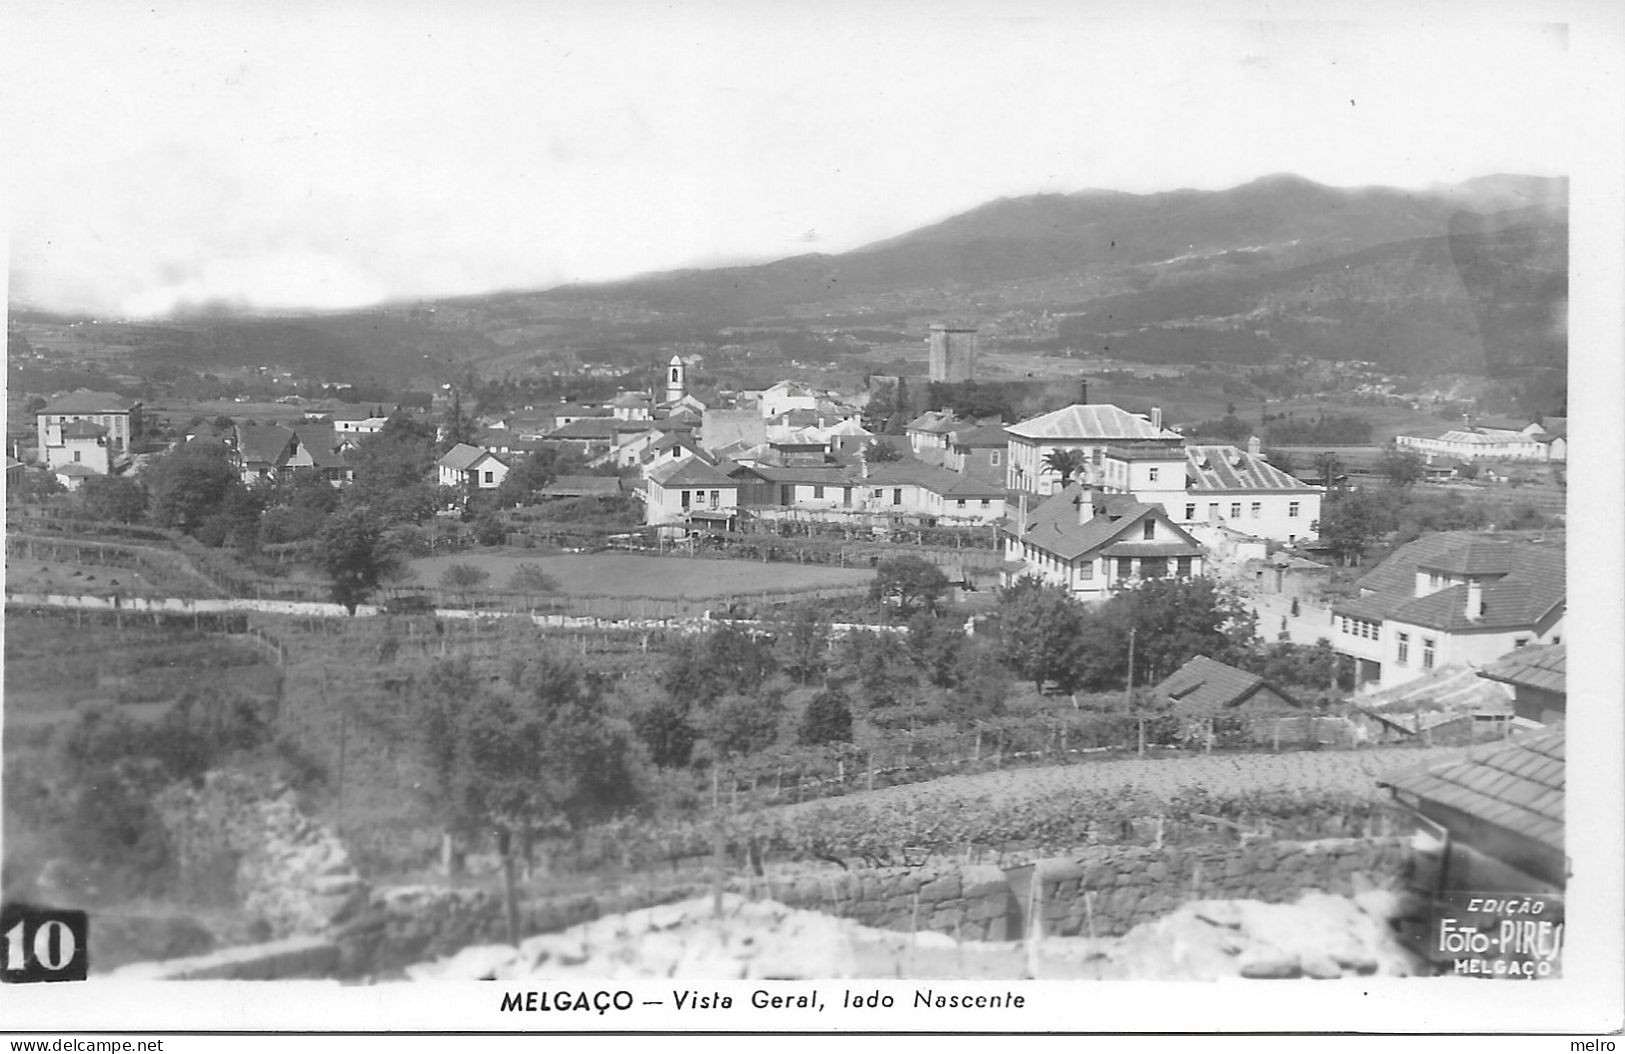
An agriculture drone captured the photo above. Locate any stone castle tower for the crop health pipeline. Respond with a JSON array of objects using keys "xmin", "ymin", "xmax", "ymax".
[{"xmin": 928, "ymin": 323, "xmax": 978, "ymax": 383}]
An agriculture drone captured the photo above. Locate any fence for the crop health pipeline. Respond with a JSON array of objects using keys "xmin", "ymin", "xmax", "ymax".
[{"xmin": 5, "ymin": 532, "xmax": 224, "ymax": 598}]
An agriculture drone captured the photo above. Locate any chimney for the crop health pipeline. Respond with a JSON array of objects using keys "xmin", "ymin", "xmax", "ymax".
[
  {"xmin": 1077, "ymin": 488, "xmax": 1094, "ymax": 526},
  {"xmin": 1465, "ymin": 578, "xmax": 1484, "ymax": 621},
  {"xmin": 1080, "ymin": 378, "xmax": 1090, "ymax": 405},
  {"xmin": 1247, "ymin": 435, "xmax": 1261, "ymax": 457},
  {"xmin": 1151, "ymin": 407, "xmax": 1163, "ymax": 431}
]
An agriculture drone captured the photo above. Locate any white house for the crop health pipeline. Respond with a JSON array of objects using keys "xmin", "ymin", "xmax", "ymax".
[
  {"xmin": 643, "ymin": 455, "xmax": 739, "ymax": 527},
  {"xmin": 1329, "ymin": 533, "xmax": 1565, "ymax": 690},
  {"xmin": 731, "ymin": 458, "xmax": 1006, "ymax": 526},
  {"xmin": 1004, "ymin": 403, "xmax": 1182, "ymax": 494},
  {"xmin": 36, "ymin": 389, "xmax": 142, "ymax": 469},
  {"xmin": 1395, "ymin": 421, "xmax": 1563, "ymax": 462},
  {"xmin": 1000, "ymin": 483, "xmax": 1206, "ymax": 602},
  {"xmin": 756, "ymin": 380, "xmax": 821, "ymax": 419},
  {"xmin": 1097, "ymin": 438, "xmax": 1323, "ymax": 544},
  {"xmin": 437, "ymin": 443, "xmax": 510, "ymax": 491}
]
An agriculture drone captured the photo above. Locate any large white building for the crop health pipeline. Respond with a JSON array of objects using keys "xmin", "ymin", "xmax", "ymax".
[
  {"xmin": 36, "ymin": 389, "xmax": 142, "ymax": 470},
  {"xmin": 1097, "ymin": 439, "xmax": 1323, "ymax": 544},
  {"xmin": 1004, "ymin": 403, "xmax": 1182, "ymax": 494},
  {"xmin": 1395, "ymin": 421, "xmax": 1565, "ymax": 462}
]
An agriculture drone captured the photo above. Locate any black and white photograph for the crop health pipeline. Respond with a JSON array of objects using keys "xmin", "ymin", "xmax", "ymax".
[{"xmin": 2, "ymin": 0, "xmax": 1620, "ymax": 1040}]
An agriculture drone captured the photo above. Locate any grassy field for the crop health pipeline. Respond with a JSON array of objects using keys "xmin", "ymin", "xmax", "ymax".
[
  {"xmin": 1, "ymin": 613, "xmax": 282, "ymax": 733},
  {"xmin": 406, "ymin": 551, "xmax": 876, "ymax": 599},
  {"xmin": 4, "ymin": 555, "xmax": 164, "ymax": 596}
]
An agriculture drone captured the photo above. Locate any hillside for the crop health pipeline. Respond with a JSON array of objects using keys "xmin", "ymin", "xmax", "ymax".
[{"xmin": 9, "ymin": 173, "xmax": 1567, "ymax": 385}]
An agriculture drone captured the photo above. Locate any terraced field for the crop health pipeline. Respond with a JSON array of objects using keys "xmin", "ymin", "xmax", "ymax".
[{"xmin": 772, "ymin": 744, "xmax": 1465, "ymax": 820}]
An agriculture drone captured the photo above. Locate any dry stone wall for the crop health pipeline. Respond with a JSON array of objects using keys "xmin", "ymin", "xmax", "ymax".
[{"xmin": 155, "ymin": 771, "xmax": 368, "ymax": 938}]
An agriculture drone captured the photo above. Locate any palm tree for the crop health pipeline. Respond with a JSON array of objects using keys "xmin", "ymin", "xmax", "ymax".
[{"xmin": 1043, "ymin": 448, "xmax": 1089, "ymax": 488}]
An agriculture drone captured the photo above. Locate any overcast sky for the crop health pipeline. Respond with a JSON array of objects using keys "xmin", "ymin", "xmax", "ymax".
[{"xmin": 0, "ymin": 0, "xmax": 1594, "ymax": 318}]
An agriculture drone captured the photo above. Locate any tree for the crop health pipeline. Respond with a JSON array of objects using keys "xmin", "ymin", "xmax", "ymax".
[
  {"xmin": 699, "ymin": 691, "xmax": 784, "ymax": 760},
  {"xmin": 1108, "ymin": 576, "xmax": 1257, "ymax": 686},
  {"xmin": 341, "ymin": 422, "xmax": 438, "ymax": 525},
  {"xmin": 493, "ymin": 450, "xmax": 558, "ymax": 508},
  {"xmin": 440, "ymin": 562, "xmax": 490, "ymax": 606},
  {"xmin": 1313, "ymin": 489, "xmax": 1394, "ymax": 566},
  {"xmin": 1313, "ymin": 450, "xmax": 1344, "ymax": 488},
  {"xmin": 472, "ymin": 512, "xmax": 507, "ymax": 547},
  {"xmin": 997, "ymin": 581, "xmax": 1091, "ymax": 692},
  {"xmin": 77, "ymin": 475, "xmax": 148, "ymax": 523},
  {"xmin": 662, "ymin": 624, "xmax": 778, "ymax": 707},
  {"xmin": 508, "ymin": 563, "xmax": 560, "ymax": 608},
  {"xmin": 315, "ymin": 508, "xmax": 401, "ymax": 614},
  {"xmin": 438, "ymin": 390, "xmax": 481, "ymax": 454},
  {"xmin": 145, "ymin": 441, "xmax": 240, "ymax": 533},
  {"xmin": 864, "ymin": 438, "xmax": 904, "ymax": 462},
  {"xmin": 1043, "ymin": 448, "xmax": 1089, "ymax": 487},
  {"xmin": 799, "ymin": 688, "xmax": 853, "ymax": 746},
  {"xmin": 773, "ymin": 606, "xmax": 828, "ymax": 686},
  {"xmin": 869, "ymin": 556, "xmax": 949, "ymax": 618},
  {"xmin": 1379, "ymin": 445, "xmax": 1426, "ymax": 488},
  {"xmin": 634, "ymin": 697, "xmax": 698, "ymax": 769}
]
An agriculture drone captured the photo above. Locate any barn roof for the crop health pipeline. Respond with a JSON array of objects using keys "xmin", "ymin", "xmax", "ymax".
[{"xmin": 1479, "ymin": 643, "xmax": 1566, "ymax": 696}]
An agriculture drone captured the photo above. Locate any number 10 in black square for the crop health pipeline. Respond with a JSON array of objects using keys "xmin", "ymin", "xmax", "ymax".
[{"xmin": 1, "ymin": 904, "xmax": 89, "ymax": 983}]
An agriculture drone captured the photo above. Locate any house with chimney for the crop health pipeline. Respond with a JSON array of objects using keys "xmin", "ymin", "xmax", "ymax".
[
  {"xmin": 1000, "ymin": 483, "xmax": 1205, "ymax": 601},
  {"xmin": 1097, "ymin": 437, "xmax": 1323, "ymax": 543},
  {"xmin": 1004, "ymin": 402, "xmax": 1183, "ymax": 495},
  {"xmin": 1329, "ymin": 532, "xmax": 1565, "ymax": 690}
]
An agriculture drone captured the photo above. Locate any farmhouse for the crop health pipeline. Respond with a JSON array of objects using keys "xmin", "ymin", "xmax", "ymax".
[
  {"xmin": 905, "ymin": 410, "xmax": 960, "ymax": 461},
  {"xmin": 233, "ymin": 422, "xmax": 352, "ymax": 485},
  {"xmin": 1329, "ymin": 533, "xmax": 1565, "ymax": 690},
  {"xmin": 330, "ymin": 407, "xmax": 390, "ymax": 435},
  {"xmin": 1004, "ymin": 403, "xmax": 1181, "ymax": 494},
  {"xmin": 437, "ymin": 443, "xmax": 510, "ymax": 491},
  {"xmin": 36, "ymin": 389, "xmax": 143, "ymax": 470},
  {"xmin": 1000, "ymin": 483, "xmax": 1204, "ymax": 601},
  {"xmin": 643, "ymin": 456, "xmax": 740, "ymax": 527},
  {"xmin": 943, "ymin": 421, "xmax": 1008, "ymax": 481},
  {"xmin": 729, "ymin": 457, "xmax": 1006, "ymax": 526},
  {"xmin": 1152, "ymin": 655, "xmax": 1307, "ymax": 747}
]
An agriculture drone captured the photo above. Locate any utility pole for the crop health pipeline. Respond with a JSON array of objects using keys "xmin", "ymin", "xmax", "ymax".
[{"xmin": 1124, "ymin": 627, "xmax": 1142, "ymax": 755}]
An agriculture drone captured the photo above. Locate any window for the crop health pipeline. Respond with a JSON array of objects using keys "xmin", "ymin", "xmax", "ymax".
[
  {"xmin": 680, "ymin": 490, "xmax": 691, "ymax": 509},
  {"xmin": 892, "ymin": 488, "xmax": 902, "ymax": 505},
  {"xmin": 1250, "ymin": 502, "xmax": 1262, "ymax": 518},
  {"xmin": 484, "ymin": 471, "xmax": 494, "ymax": 484},
  {"xmin": 990, "ymin": 451, "xmax": 1001, "ymax": 466},
  {"xmin": 1177, "ymin": 556, "xmax": 1193, "ymax": 576},
  {"xmin": 1142, "ymin": 520, "xmax": 1155, "ymax": 540},
  {"xmin": 813, "ymin": 485, "xmax": 824, "ymax": 499},
  {"xmin": 1208, "ymin": 503, "xmax": 1219, "ymax": 519},
  {"xmin": 956, "ymin": 499, "xmax": 966, "ymax": 509},
  {"xmin": 1184, "ymin": 504, "xmax": 1196, "ymax": 520},
  {"xmin": 73, "ymin": 451, "xmax": 81, "ymax": 462},
  {"xmin": 980, "ymin": 499, "xmax": 990, "ymax": 508},
  {"xmin": 709, "ymin": 490, "xmax": 719, "ymax": 506},
  {"xmin": 1288, "ymin": 502, "xmax": 1300, "ymax": 518},
  {"xmin": 1515, "ymin": 637, "xmax": 1530, "ymax": 648},
  {"xmin": 1422, "ymin": 638, "xmax": 1436, "ymax": 670},
  {"xmin": 1396, "ymin": 633, "xmax": 1409, "ymax": 665},
  {"xmin": 1080, "ymin": 560, "xmax": 1094, "ymax": 580},
  {"xmin": 1149, "ymin": 467, "xmax": 1160, "ymax": 482},
  {"xmin": 1230, "ymin": 503, "xmax": 1242, "ymax": 519}
]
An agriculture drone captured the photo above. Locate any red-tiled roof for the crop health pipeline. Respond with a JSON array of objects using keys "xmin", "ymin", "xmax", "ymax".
[
  {"xmin": 1479, "ymin": 643, "xmax": 1566, "ymax": 696},
  {"xmin": 1380, "ymin": 732, "xmax": 1564, "ymax": 852}
]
